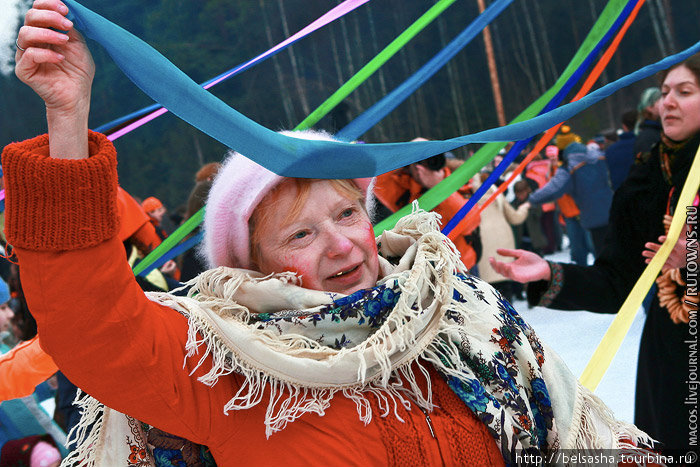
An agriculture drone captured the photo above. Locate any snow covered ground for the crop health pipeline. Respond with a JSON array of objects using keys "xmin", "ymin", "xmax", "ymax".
[{"xmin": 510, "ymin": 248, "xmax": 645, "ymax": 424}]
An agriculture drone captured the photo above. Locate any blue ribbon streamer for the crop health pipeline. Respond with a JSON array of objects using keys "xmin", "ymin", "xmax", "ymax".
[
  {"xmin": 94, "ymin": 2, "xmax": 369, "ymax": 134},
  {"xmin": 137, "ymin": 231, "xmax": 204, "ymax": 278},
  {"xmin": 441, "ymin": 0, "xmax": 639, "ymax": 235},
  {"xmin": 95, "ymin": 104, "xmax": 159, "ymax": 134},
  {"xmin": 63, "ymin": 0, "xmax": 700, "ymax": 179},
  {"xmin": 336, "ymin": 0, "xmax": 513, "ymax": 142}
]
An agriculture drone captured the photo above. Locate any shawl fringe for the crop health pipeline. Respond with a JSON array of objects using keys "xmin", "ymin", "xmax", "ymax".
[
  {"xmin": 61, "ymin": 389, "xmax": 105, "ymax": 467},
  {"xmin": 569, "ymin": 382, "xmax": 655, "ymax": 454}
]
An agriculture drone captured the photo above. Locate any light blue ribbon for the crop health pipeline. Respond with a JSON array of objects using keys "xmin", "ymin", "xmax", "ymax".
[{"xmin": 64, "ymin": 0, "xmax": 700, "ymax": 179}]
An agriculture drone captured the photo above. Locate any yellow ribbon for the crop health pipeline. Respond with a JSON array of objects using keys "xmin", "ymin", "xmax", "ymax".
[{"xmin": 580, "ymin": 144, "xmax": 700, "ymax": 390}]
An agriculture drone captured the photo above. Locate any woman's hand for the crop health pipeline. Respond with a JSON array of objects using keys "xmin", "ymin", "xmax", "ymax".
[
  {"xmin": 15, "ymin": 0, "xmax": 95, "ymax": 158},
  {"xmin": 489, "ymin": 248, "xmax": 551, "ymax": 283},
  {"xmin": 642, "ymin": 224, "xmax": 694, "ymax": 272},
  {"xmin": 160, "ymin": 260, "xmax": 177, "ymax": 276}
]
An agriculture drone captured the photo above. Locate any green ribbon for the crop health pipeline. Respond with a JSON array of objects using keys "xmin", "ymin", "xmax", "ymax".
[{"xmin": 133, "ymin": 208, "xmax": 205, "ymax": 276}]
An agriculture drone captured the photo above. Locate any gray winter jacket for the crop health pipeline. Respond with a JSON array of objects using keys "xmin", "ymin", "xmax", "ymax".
[{"xmin": 529, "ymin": 142, "xmax": 613, "ymax": 229}]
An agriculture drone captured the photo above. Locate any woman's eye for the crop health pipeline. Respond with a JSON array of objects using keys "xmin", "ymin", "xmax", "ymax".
[
  {"xmin": 339, "ymin": 207, "xmax": 358, "ymax": 220},
  {"xmin": 292, "ymin": 231, "xmax": 308, "ymax": 240}
]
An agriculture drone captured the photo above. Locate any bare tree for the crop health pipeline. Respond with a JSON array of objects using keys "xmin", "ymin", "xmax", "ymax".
[
  {"xmin": 259, "ymin": 0, "xmax": 295, "ymax": 127},
  {"xmin": 455, "ymin": 45, "xmax": 485, "ymax": 130},
  {"xmin": 192, "ymin": 134, "xmax": 204, "ymax": 167},
  {"xmin": 310, "ymin": 40, "xmax": 325, "ymax": 97},
  {"xmin": 646, "ymin": 0, "xmax": 668, "ymax": 57},
  {"xmin": 350, "ymin": 4, "xmax": 389, "ymax": 142},
  {"xmin": 277, "ymin": 0, "xmax": 311, "ymax": 116},
  {"xmin": 365, "ymin": 3, "xmax": 394, "ymax": 139},
  {"xmin": 661, "ymin": 0, "xmax": 676, "ymax": 52},
  {"xmin": 477, "ymin": 0, "xmax": 506, "ymax": 126},
  {"xmin": 338, "ymin": 12, "xmax": 356, "ymax": 78},
  {"xmin": 587, "ymin": 0, "xmax": 615, "ymax": 129},
  {"xmin": 530, "ymin": 0, "xmax": 558, "ymax": 84},
  {"xmin": 503, "ymin": 7, "xmax": 538, "ymax": 105},
  {"xmin": 396, "ymin": 0, "xmax": 423, "ymax": 138},
  {"xmin": 654, "ymin": 0, "xmax": 675, "ymax": 53},
  {"xmin": 437, "ymin": 16, "xmax": 468, "ymax": 135},
  {"xmin": 519, "ymin": 0, "xmax": 547, "ymax": 94},
  {"xmin": 328, "ymin": 23, "xmax": 345, "ymax": 89}
]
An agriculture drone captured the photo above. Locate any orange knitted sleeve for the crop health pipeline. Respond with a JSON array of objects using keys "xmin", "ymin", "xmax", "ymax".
[{"xmin": 1, "ymin": 131, "xmax": 119, "ymax": 251}]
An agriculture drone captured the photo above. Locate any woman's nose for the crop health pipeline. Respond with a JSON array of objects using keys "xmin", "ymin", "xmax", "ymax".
[
  {"xmin": 324, "ymin": 228, "xmax": 353, "ymax": 258},
  {"xmin": 662, "ymin": 93, "xmax": 676, "ymax": 109}
]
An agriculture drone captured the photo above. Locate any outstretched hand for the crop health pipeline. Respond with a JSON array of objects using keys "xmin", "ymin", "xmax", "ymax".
[
  {"xmin": 642, "ymin": 224, "xmax": 695, "ymax": 272},
  {"xmin": 15, "ymin": 0, "xmax": 94, "ymax": 158},
  {"xmin": 489, "ymin": 248, "xmax": 551, "ymax": 284}
]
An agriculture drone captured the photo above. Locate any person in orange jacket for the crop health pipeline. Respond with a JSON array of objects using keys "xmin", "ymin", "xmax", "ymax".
[
  {"xmin": 141, "ymin": 196, "xmax": 169, "ymax": 241},
  {"xmin": 373, "ymin": 139, "xmax": 481, "ymax": 270},
  {"xmin": 119, "ymin": 188, "xmax": 180, "ymax": 285}
]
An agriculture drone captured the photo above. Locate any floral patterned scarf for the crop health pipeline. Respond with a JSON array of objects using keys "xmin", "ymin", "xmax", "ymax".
[{"xmin": 247, "ymin": 273, "xmax": 557, "ymax": 461}]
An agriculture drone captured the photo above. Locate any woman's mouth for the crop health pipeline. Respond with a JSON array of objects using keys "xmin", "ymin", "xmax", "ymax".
[{"xmin": 327, "ymin": 263, "xmax": 362, "ymax": 284}]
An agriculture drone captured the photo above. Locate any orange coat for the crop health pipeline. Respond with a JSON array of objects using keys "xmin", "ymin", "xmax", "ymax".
[
  {"xmin": 2, "ymin": 133, "xmax": 503, "ymax": 466},
  {"xmin": 374, "ymin": 168, "xmax": 480, "ymax": 269}
]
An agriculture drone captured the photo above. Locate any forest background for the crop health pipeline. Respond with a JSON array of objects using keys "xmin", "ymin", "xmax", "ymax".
[{"xmin": 1, "ymin": 0, "xmax": 698, "ymax": 209}]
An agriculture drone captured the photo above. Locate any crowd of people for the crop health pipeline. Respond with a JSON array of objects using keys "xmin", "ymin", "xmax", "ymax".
[{"xmin": 0, "ymin": 1, "xmax": 698, "ymax": 465}]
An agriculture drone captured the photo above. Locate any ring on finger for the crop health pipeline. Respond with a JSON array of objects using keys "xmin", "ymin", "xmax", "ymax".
[{"xmin": 15, "ymin": 39, "xmax": 25, "ymax": 52}]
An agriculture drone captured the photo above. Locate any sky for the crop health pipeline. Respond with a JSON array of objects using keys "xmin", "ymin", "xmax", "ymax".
[{"xmin": 0, "ymin": 0, "xmax": 26, "ymax": 75}]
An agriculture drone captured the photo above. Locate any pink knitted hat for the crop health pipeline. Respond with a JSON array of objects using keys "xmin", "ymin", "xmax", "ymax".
[
  {"xmin": 30, "ymin": 441, "xmax": 61, "ymax": 467},
  {"xmin": 202, "ymin": 130, "xmax": 373, "ymax": 269}
]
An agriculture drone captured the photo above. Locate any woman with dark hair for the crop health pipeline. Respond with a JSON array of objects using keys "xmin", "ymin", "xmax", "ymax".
[{"xmin": 493, "ymin": 53, "xmax": 700, "ymax": 450}]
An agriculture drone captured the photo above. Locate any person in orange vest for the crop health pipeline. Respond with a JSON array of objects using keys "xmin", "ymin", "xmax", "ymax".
[
  {"xmin": 134, "ymin": 194, "xmax": 180, "ymax": 282},
  {"xmin": 373, "ymin": 139, "xmax": 481, "ymax": 271},
  {"xmin": 141, "ymin": 196, "xmax": 169, "ymax": 241}
]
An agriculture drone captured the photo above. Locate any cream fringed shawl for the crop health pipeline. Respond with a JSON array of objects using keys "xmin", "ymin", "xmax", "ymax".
[{"xmin": 62, "ymin": 210, "xmax": 651, "ymax": 466}]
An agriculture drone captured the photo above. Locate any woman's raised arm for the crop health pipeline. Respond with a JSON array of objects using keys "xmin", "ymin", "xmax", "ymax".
[{"xmin": 15, "ymin": 0, "xmax": 94, "ymax": 159}]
